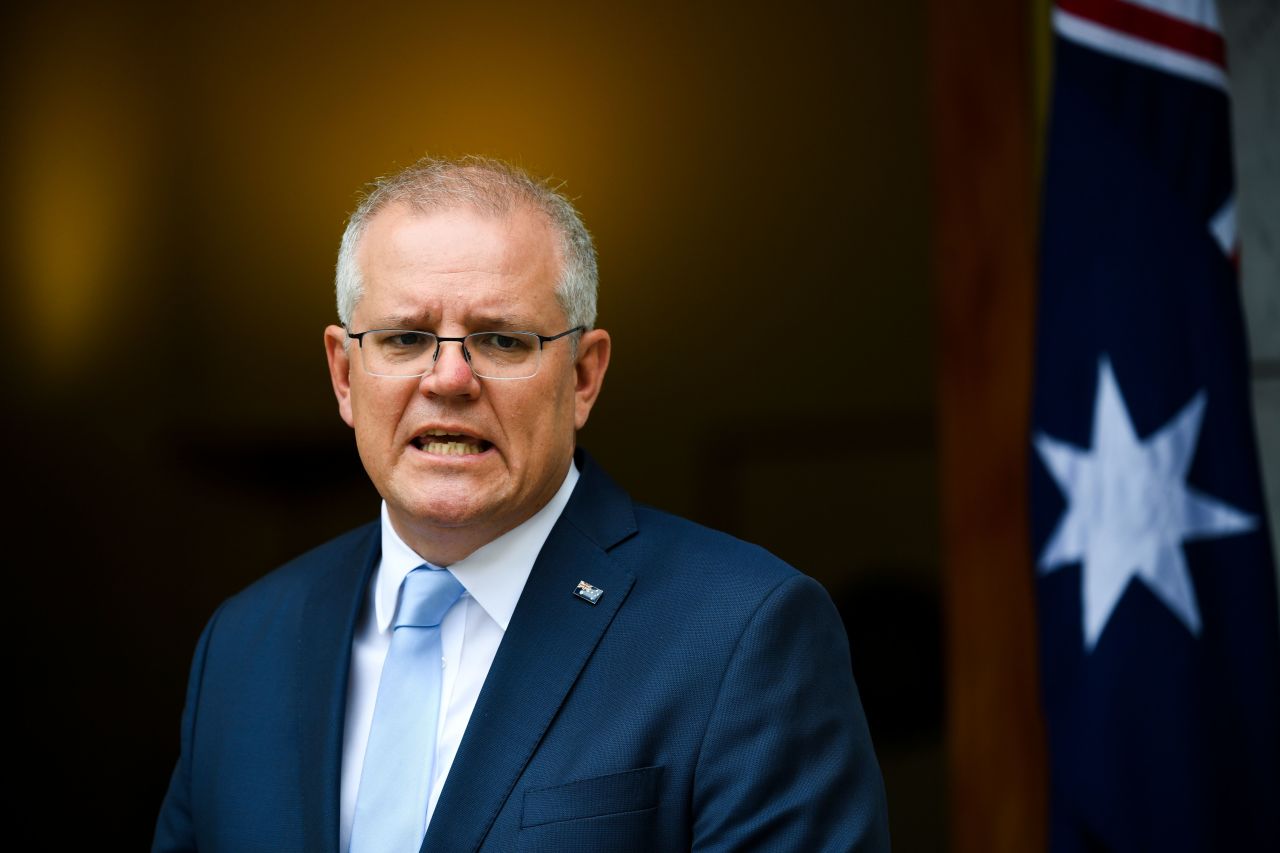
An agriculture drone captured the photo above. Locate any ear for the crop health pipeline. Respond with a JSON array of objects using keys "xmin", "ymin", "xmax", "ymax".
[
  {"xmin": 324, "ymin": 325, "xmax": 356, "ymax": 428},
  {"xmin": 572, "ymin": 328, "xmax": 611, "ymax": 430}
]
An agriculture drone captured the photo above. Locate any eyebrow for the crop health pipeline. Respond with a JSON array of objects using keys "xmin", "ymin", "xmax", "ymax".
[
  {"xmin": 369, "ymin": 313, "xmax": 533, "ymax": 331},
  {"xmin": 470, "ymin": 313, "xmax": 532, "ymax": 330},
  {"xmin": 373, "ymin": 314, "xmax": 431, "ymax": 329}
]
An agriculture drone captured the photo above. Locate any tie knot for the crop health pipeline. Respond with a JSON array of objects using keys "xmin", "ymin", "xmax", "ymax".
[{"xmin": 394, "ymin": 566, "xmax": 465, "ymax": 629}]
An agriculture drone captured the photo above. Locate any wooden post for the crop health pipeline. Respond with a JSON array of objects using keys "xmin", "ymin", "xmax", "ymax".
[{"xmin": 929, "ymin": 1, "xmax": 1048, "ymax": 850}]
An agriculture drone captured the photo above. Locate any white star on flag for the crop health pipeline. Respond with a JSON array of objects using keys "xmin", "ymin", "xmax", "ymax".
[{"xmin": 1034, "ymin": 356, "xmax": 1256, "ymax": 650}]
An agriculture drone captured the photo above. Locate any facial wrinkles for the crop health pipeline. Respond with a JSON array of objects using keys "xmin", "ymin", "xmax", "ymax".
[{"xmin": 366, "ymin": 265, "xmax": 549, "ymax": 340}]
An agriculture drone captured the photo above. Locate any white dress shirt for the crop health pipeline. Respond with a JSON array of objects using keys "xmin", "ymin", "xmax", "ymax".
[{"xmin": 339, "ymin": 462, "xmax": 580, "ymax": 853}]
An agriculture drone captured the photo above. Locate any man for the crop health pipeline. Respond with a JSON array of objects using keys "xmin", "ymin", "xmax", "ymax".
[{"xmin": 153, "ymin": 156, "xmax": 890, "ymax": 852}]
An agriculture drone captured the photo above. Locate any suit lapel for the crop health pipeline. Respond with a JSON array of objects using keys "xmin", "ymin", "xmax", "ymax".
[
  {"xmin": 423, "ymin": 452, "xmax": 638, "ymax": 852},
  {"xmin": 297, "ymin": 523, "xmax": 380, "ymax": 853}
]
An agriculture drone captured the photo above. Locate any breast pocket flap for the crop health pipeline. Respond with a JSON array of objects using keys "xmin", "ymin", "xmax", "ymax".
[{"xmin": 521, "ymin": 765, "xmax": 664, "ymax": 828}]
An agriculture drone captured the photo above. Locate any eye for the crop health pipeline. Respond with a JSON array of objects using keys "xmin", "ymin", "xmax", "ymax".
[
  {"xmin": 385, "ymin": 331, "xmax": 430, "ymax": 348},
  {"xmin": 489, "ymin": 334, "xmax": 520, "ymax": 350},
  {"xmin": 472, "ymin": 332, "xmax": 534, "ymax": 354}
]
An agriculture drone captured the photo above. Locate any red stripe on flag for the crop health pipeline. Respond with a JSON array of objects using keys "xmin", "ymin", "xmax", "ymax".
[{"xmin": 1056, "ymin": 0, "xmax": 1226, "ymax": 67}]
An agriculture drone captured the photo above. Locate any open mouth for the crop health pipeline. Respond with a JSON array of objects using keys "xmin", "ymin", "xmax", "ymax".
[{"xmin": 411, "ymin": 428, "xmax": 492, "ymax": 457}]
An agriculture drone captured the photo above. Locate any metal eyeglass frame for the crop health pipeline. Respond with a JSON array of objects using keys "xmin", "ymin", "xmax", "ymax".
[{"xmin": 344, "ymin": 325, "xmax": 585, "ymax": 379}]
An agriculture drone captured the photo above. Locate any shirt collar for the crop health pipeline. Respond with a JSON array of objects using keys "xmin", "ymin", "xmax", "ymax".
[{"xmin": 375, "ymin": 461, "xmax": 580, "ymax": 633}]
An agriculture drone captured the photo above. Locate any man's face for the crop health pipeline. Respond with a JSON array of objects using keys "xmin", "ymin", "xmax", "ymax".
[{"xmin": 324, "ymin": 203, "xmax": 610, "ymax": 563}]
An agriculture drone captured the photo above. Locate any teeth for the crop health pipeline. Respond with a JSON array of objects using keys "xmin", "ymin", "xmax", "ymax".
[
  {"xmin": 424, "ymin": 441, "xmax": 481, "ymax": 456},
  {"xmin": 416, "ymin": 428, "xmax": 485, "ymax": 456}
]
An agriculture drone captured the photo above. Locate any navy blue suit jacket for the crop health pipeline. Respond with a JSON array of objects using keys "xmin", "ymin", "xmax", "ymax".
[{"xmin": 154, "ymin": 451, "xmax": 890, "ymax": 852}]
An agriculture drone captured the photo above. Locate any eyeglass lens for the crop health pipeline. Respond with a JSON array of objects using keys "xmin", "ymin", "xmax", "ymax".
[{"xmin": 361, "ymin": 331, "xmax": 542, "ymax": 379}]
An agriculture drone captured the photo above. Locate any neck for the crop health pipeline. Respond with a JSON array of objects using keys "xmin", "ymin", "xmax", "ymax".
[{"xmin": 390, "ymin": 519, "xmax": 507, "ymax": 567}]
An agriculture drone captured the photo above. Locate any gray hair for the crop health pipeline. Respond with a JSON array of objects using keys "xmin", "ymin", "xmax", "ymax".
[{"xmin": 334, "ymin": 155, "xmax": 598, "ymax": 332}]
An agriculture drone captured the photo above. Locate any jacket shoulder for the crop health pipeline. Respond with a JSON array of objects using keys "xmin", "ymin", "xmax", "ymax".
[{"xmin": 627, "ymin": 502, "xmax": 803, "ymax": 590}]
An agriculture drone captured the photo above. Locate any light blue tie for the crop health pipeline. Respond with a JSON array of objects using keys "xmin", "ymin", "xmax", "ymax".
[{"xmin": 350, "ymin": 566, "xmax": 465, "ymax": 853}]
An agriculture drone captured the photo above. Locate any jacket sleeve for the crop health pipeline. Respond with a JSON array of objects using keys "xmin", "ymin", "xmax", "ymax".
[
  {"xmin": 691, "ymin": 574, "xmax": 891, "ymax": 852},
  {"xmin": 152, "ymin": 602, "xmax": 226, "ymax": 853}
]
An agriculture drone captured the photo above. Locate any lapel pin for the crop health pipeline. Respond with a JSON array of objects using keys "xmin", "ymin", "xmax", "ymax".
[{"xmin": 573, "ymin": 580, "xmax": 604, "ymax": 605}]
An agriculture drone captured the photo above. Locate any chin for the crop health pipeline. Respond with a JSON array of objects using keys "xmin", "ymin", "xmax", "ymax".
[{"xmin": 388, "ymin": 481, "xmax": 502, "ymax": 532}]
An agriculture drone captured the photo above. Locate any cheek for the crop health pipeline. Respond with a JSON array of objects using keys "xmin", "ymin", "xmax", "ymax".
[
  {"xmin": 500, "ymin": 386, "xmax": 575, "ymax": 463},
  {"xmin": 350, "ymin": 383, "xmax": 413, "ymax": 440},
  {"xmin": 539, "ymin": 383, "xmax": 580, "ymax": 450}
]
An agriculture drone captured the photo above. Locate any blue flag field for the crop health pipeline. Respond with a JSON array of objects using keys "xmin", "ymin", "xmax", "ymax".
[{"xmin": 1031, "ymin": 0, "xmax": 1280, "ymax": 850}]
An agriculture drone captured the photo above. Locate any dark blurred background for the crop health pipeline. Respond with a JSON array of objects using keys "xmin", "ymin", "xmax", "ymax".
[{"xmin": 4, "ymin": 1, "xmax": 1275, "ymax": 850}]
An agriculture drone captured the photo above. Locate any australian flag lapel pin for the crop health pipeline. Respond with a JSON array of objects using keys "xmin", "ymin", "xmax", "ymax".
[{"xmin": 573, "ymin": 580, "xmax": 604, "ymax": 605}]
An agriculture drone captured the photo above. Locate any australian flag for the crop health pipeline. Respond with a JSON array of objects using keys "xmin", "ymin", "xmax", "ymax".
[{"xmin": 1030, "ymin": 0, "xmax": 1280, "ymax": 850}]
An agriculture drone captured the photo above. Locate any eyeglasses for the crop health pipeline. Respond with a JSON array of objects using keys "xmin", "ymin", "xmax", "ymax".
[{"xmin": 345, "ymin": 326, "xmax": 585, "ymax": 380}]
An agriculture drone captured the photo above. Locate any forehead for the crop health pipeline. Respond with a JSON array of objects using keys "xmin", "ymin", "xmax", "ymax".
[{"xmin": 355, "ymin": 202, "xmax": 563, "ymax": 325}]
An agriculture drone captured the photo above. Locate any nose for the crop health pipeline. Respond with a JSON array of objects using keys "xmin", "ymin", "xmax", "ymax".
[{"xmin": 420, "ymin": 338, "xmax": 480, "ymax": 398}]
